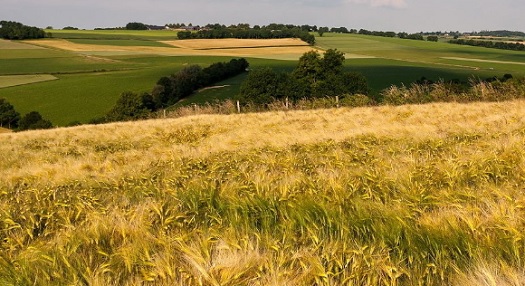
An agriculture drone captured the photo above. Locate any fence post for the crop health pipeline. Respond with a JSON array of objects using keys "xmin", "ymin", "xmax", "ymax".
[
  {"xmin": 285, "ymin": 97, "xmax": 289, "ymax": 109},
  {"xmin": 237, "ymin": 101, "xmax": 241, "ymax": 113},
  {"xmin": 163, "ymin": 109, "xmax": 166, "ymax": 118},
  {"xmin": 336, "ymin": 96, "xmax": 340, "ymax": 108}
]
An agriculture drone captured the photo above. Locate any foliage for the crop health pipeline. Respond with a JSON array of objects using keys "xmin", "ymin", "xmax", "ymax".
[
  {"xmin": 104, "ymin": 91, "xmax": 155, "ymax": 122},
  {"xmin": 17, "ymin": 111, "xmax": 53, "ymax": 131},
  {"xmin": 0, "ymin": 20, "xmax": 45, "ymax": 40},
  {"xmin": 152, "ymin": 58, "xmax": 249, "ymax": 108},
  {"xmin": 177, "ymin": 23, "xmax": 316, "ymax": 45},
  {"xmin": 382, "ymin": 77, "xmax": 525, "ymax": 105},
  {"xmin": 240, "ymin": 49, "xmax": 369, "ymax": 104},
  {"xmin": 125, "ymin": 22, "xmax": 148, "ymax": 30},
  {"xmin": 472, "ymin": 30, "xmax": 525, "ymax": 37},
  {"xmin": 449, "ymin": 38, "xmax": 525, "ymax": 51},
  {"xmin": 239, "ymin": 67, "xmax": 287, "ymax": 104},
  {"xmin": 427, "ymin": 35, "xmax": 439, "ymax": 42},
  {"xmin": 103, "ymin": 58, "xmax": 249, "ymax": 123},
  {"xmin": 318, "ymin": 27, "xmax": 329, "ymax": 37},
  {"xmin": 0, "ymin": 98, "xmax": 20, "ymax": 129}
]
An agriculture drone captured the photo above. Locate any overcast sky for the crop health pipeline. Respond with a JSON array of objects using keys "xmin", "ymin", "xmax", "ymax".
[{"xmin": 2, "ymin": 0, "xmax": 524, "ymax": 33}]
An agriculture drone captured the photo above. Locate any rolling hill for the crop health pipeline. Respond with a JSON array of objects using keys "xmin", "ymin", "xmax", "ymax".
[{"xmin": 2, "ymin": 100, "xmax": 525, "ymax": 285}]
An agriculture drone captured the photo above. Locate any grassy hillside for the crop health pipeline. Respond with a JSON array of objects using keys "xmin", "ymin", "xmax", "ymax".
[{"xmin": 2, "ymin": 100, "xmax": 525, "ymax": 285}]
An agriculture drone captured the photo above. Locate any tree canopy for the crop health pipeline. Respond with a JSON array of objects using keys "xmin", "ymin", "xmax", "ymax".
[
  {"xmin": 0, "ymin": 21, "xmax": 45, "ymax": 40},
  {"xmin": 0, "ymin": 98, "xmax": 20, "ymax": 129},
  {"xmin": 18, "ymin": 111, "xmax": 53, "ymax": 131},
  {"xmin": 125, "ymin": 22, "xmax": 148, "ymax": 30},
  {"xmin": 240, "ymin": 49, "xmax": 369, "ymax": 104}
]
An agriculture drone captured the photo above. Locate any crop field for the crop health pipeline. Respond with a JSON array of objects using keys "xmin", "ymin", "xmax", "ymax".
[
  {"xmin": 1, "ymin": 31, "xmax": 525, "ymax": 126},
  {"xmin": 67, "ymin": 39, "xmax": 176, "ymax": 48},
  {"xmin": 164, "ymin": 38, "xmax": 310, "ymax": 49},
  {"xmin": 46, "ymin": 29, "xmax": 180, "ymax": 40},
  {"xmin": 2, "ymin": 100, "xmax": 525, "ymax": 285},
  {"xmin": 0, "ymin": 74, "xmax": 58, "ymax": 88}
]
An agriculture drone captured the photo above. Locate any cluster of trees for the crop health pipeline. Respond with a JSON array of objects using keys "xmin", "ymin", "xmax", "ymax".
[
  {"xmin": 240, "ymin": 49, "xmax": 369, "ymax": 105},
  {"xmin": 102, "ymin": 58, "xmax": 249, "ymax": 122},
  {"xmin": 0, "ymin": 98, "xmax": 53, "ymax": 131},
  {"xmin": 358, "ymin": 30, "xmax": 426, "ymax": 41},
  {"xmin": 125, "ymin": 22, "xmax": 148, "ymax": 30},
  {"xmin": 472, "ymin": 30, "xmax": 525, "ymax": 37},
  {"xmin": 325, "ymin": 27, "xmax": 435, "ymax": 41},
  {"xmin": 0, "ymin": 21, "xmax": 46, "ymax": 40},
  {"xmin": 449, "ymin": 39, "xmax": 525, "ymax": 51},
  {"xmin": 177, "ymin": 23, "xmax": 315, "ymax": 45}
]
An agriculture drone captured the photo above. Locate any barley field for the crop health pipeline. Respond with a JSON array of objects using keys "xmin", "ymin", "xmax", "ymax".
[
  {"xmin": 2, "ymin": 100, "xmax": 525, "ymax": 285},
  {"xmin": 29, "ymin": 38, "xmax": 317, "ymax": 59}
]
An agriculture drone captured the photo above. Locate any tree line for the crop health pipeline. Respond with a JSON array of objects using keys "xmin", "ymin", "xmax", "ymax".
[
  {"xmin": 177, "ymin": 23, "xmax": 316, "ymax": 45},
  {"xmin": 99, "ymin": 58, "xmax": 249, "ymax": 122},
  {"xmin": 0, "ymin": 98, "xmax": 53, "ymax": 131},
  {"xmin": 449, "ymin": 39, "xmax": 525, "ymax": 51},
  {"xmin": 0, "ymin": 21, "xmax": 46, "ymax": 40},
  {"xmin": 239, "ymin": 49, "xmax": 369, "ymax": 105}
]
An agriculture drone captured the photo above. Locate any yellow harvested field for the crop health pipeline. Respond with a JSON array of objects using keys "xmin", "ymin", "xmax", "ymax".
[
  {"xmin": 162, "ymin": 38, "xmax": 309, "ymax": 49},
  {"xmin": 28, "ymin": 39, "xmax": 319, "ymax": 60},
  {"xmin": 0, "ymin": 74, "xmax": 58, "ymax": 88},
  {"xmin": 0, "ymin": 127, "xmax": 12, "ymax": 133}
]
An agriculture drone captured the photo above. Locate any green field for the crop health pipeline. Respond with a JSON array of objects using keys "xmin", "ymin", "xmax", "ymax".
[{"xmin": 1, "ymin": 32, "xmax": 524, "ymax": 126}]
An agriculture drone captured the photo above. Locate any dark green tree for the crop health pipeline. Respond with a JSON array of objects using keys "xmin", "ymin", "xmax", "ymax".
[
  {"xmin": 18, "ymin": 111, "xmax": 53, "ymax": 131},
  {"xmin": 0, "ymin": 21, "xmax": 45, "ymax": 40},
  {"xmin": 292, "ymin": 50, "xmax": 323, "ymax": 88},
  {"xmin": 125, "ymin": 22, "xmax": 148, "ymax": 30},
  {"xmin": 321, "ymin": 49, "xmax": 345, "ymax": 75},
  {"xmin": 105, "ymin": 91, "xmax": 154, "ymax": 122},
  {"xmin": 240, "ymin": 67, "xmax": 286, "ymax": 105},
  {"xmin": 241, "ymin": 49, "xmax": 368, "ymax": 103},
  {"xmin": 318, "ymin": 27, "xmax": 329, "ymax": 37},
  {"xmin": 0, "ymin": 98, "xmax": 20, "ymax": 129}
]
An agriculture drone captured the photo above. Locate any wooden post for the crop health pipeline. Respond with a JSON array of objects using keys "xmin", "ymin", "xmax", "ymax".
[
  {"xmin": 237, "ymin": 100, "xmax": 241, "ymax": 113},
  {"xmin": 336, "ymin": 96, "xmax": 340, "ymax": 108},
  {"xmin": 285, "ymin": 97, "xmax": 289, "ymax": 109},
  {"xmin": 163, "ymin": 109, "xmax": 166, "ymax": 118}
]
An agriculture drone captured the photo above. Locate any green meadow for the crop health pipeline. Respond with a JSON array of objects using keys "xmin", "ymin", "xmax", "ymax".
[{"xmin": 1, "ymin": 31, "xmax": 524, "ymax": 126}]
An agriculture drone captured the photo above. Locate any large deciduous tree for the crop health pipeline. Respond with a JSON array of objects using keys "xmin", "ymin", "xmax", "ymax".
[
  {"xmin": 0, "ymin": 98, "xmax": 20, "ymax": 129},
  {"xmin": 18, "ymin": 111, "xmax": 53, "ymax": 131},
  {"xmin": 105, "ymin": 91, "xmax": 155, "ymax": 122},
  {"xmin": 241, "ymin": 49, "xmax": 369, "ymax": 104},
  {"xmin": 125, "ymin": 22, "xmax": 148, "ymax": 30}
]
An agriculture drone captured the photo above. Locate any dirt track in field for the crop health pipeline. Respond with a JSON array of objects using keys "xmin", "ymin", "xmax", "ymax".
[
  {"xmin": 441, "ymin": 57, "xmax": 525, "ymax": 66},
  {"xmin": 27, "ymin": 39, "xmax": 319, "ymax": 60}
]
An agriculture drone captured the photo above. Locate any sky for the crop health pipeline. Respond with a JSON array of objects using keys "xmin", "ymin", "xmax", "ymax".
[{"xmin": 1, "ymin": 0, "xmax": 524, "ymax": 33}]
